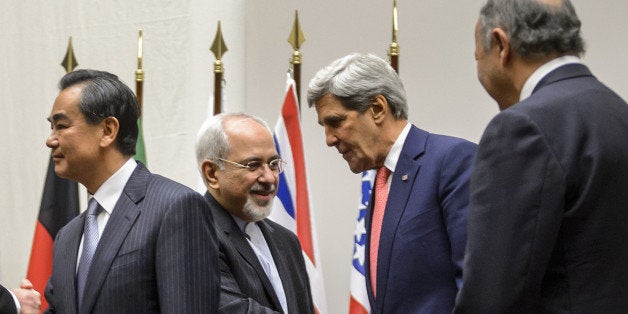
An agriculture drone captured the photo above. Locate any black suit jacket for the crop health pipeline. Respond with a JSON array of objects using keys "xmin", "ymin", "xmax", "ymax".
[
  {"xmin": 456, "ymin": 64, "xmax": 628, "ymax": 312},
  {"xmin": 45, "ymin": 162, "xmax": 220, "ymax": 313},
  {"xmin": 204, "ymin": 192, "xmax": 314, "ymax": 314},
  {"xmin": 0, "ymin": 285, "xmax": 17, "ymax": 314}
]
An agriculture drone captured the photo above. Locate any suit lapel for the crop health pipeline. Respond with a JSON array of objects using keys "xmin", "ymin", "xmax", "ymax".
[
  {"xmin": 258, "ymin": 220, "xmax": 291, "ymax": 311},
  {"xmin": 79, "ymin": 163, "xmax": 146, "ymax": 313},
  {"xmin": 371, "ymin": 125, "xmax": 427, "ymax": 312},
  {"xmin": 57, "ymin": 217, "xmax": 84, "ymax": 314},
  {"xmin": 205, "ymin": 193, "xmax": 282, "ymax": 310}
]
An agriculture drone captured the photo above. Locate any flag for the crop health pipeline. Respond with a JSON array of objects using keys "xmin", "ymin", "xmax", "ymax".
[
  {"xmin": 271, "ymin": 74, "xmax": 327, "ymax": 313},
  {"xmin": 27, "ymin": 157, "xmax": 80, "ymax": 311},
  {"xmin": 134, "ymin": 118, "xmax": 147, "ymax": 165},
  {"xmin": 349, "ymin": 170, "xmax": 375, "ymax": 313}
]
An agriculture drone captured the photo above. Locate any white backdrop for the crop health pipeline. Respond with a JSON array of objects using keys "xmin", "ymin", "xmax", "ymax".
[{"xmin": 1, "ymin": 1, "xmax": 626, "ymax": 312}]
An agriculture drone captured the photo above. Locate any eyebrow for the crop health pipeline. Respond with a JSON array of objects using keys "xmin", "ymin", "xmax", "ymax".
[
  {"xmin": 320, "ymin": 114, "xmax": 345, "ymax": 125},
  {"xmin": 240, "ymin": 154, "xmax": 282, "ymax": 163},
  {"xmin": 47, "ymin": 113, "xmax": 68, "ymax": 123}
]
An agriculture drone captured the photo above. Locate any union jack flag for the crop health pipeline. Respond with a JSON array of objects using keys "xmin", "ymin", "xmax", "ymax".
[{"xmin": 271, "ymin": 75, "xmax": 327, "ymax": 313}]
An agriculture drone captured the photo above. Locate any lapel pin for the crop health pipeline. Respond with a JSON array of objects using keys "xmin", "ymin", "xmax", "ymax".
[{"xmin": 402, "ymin": 174, "xmax": 408, "ymax": 181}]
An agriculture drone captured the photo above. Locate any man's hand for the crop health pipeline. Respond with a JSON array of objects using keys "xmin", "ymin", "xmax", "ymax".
[{"xmin": 12, "ymin": 279, "xmax": 41, "ymax": 314}]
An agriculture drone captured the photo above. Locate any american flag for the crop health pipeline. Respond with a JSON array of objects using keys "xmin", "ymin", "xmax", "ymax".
[
  {"xmin": 271, "ymin": 75, "xmax": 327, "ymax": 313},
  {"xmin": 349, "ymin": 171, "xmax": 374, "ymax": 313}
]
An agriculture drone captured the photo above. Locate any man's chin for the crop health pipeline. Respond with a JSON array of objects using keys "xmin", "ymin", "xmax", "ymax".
[{"xmin": 244, "ymin": 201, "xmax": 273, "ymax": 222}]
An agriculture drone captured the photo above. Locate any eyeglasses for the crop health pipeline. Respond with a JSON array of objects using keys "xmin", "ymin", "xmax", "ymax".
[{"xmin": 218, "ymin": 158, "xmax": 287, "ymax": 174}]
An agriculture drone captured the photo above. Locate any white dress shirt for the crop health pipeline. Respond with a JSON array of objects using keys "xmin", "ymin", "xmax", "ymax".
[{"xmin": 76, "ymin": 158, "xmax": 137, "ymax": 271}]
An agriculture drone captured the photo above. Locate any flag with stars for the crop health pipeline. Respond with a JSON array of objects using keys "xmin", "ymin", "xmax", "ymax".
[{"xmin": 349, "ymin": 170, "xmax": 375, "ymax": 313}]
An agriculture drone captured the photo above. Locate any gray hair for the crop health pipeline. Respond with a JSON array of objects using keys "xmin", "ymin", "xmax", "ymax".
[
  {"xmin": 307, "ymin": 53, "xmax": 408, "ymax": 119},
  {"xmin": 195, "ymin": 112, "xmax": 272, "ymax": 170},
  {"xmin": 479, "ymin": 0, "xmax": 585, "ymax": 59}
]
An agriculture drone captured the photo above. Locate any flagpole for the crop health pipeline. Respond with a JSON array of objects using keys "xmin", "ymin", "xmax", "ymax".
[
  {"xmin": 134, "ymin": 30, "xmax": 148, "ymax": 165},
  {"xmin": 210, "ymin": 21, "xmax": 228, "ymax": 115},
  {"xmin": 135, "ymin": 30, "xmax": 144, "ymax": 115},
  {"xmin": 388, "ymin": 0, "xmax": 400, "ymax": 73},
  {"xmin": 287, "ymin": 10, "xmax": 306, "ymax": 109}
]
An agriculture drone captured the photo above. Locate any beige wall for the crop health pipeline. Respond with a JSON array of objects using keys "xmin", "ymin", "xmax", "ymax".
[{"xmin": 1, "ymin": 1, "xmax": 626, "ymax": 312}]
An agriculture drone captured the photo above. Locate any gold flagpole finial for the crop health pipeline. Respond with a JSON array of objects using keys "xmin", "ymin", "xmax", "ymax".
[
  {"xmin": 210, "ymin": 21, "xmax": 228, "ymax": 73},
  {"xmin": 61, "ymin": 36, "xmax": 79, "ymax": 73},
  {"xmin": 135, "ymin": 29, "xmax": 144, "ymax": 82},
  {"xmin": 288, "ymin": 10, "xmax": 306, "ymax": 65},
  {"xmin": 389, "ymin": 0, "xmax": 399, "ymax": 57}
]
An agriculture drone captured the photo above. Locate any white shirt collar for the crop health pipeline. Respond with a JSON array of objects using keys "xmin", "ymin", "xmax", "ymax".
[
  {"xmin": 384, "ymin": 122, "xmax": 411, "ymax": 173},
  {"xmin": 92, "ymin": 158, "xmax": 138, "ymax": 215},
  {"xmin": 520, "ymin": 55, "xmax": 581, "ymax": 101}
]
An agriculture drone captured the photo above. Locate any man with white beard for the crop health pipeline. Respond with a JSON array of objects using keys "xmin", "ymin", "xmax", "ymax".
[{"xmin": 195, "ymin": 113, "xmax": 315, "ymax": 314}]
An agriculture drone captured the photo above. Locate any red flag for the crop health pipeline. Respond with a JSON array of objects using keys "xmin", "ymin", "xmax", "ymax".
[{"xmin": 27, "ymin": 156, "xmax": 79, "ymax": 311}]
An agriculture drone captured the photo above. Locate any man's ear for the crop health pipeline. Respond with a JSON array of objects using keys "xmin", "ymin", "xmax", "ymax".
[
  {"xmin": 492, "ymin": 27, "xmax": 511, "ymax": 66},
  {"xmin": 100, "ymin": 117, "xmax": 119, "ymax": 148},
  {"xmin": 370, "ymin": 94, "xmax": 388, "ymax": 124},
  {"xmin": 201, "ymin": 159, "xmax": 220, "ymax": 190}
]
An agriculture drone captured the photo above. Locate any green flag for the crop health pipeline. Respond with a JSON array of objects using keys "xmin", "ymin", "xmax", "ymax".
[{"xmin": 134, "ymin": 118, "xmax": 147, "ymax": 165}]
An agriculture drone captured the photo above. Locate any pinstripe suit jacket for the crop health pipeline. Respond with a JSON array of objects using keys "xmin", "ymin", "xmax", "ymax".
[
  {"xmin": 44, "ymin": 162, "xmax": 220, "ymax": 314},
  {"xmin": 0, "ymin": 285, "xmax": 17, "ymax": 314},
  {"xmin": 204, "ymin": 192, "xmax": 314, "ymax": 314}
]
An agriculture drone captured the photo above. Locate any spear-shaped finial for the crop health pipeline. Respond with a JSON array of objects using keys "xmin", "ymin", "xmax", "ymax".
[
  {"xmin": 135, "ymin": 29, "xmax": 145, "ymax": 115},
  {"xmin": 210, "ymin": 21, "xmax": 228, "ymax": 74},
  {"xmin": 288, "ymin": 10, "xmax": 306, "ymax": 107},
  {"xmin": 288, "ymin": 10, "xmax": 306, "ymax": 65},
  {"xmin": 210, "ymin": 21, "xmax": 228, "ymax": 115},
  {"xmin": 136, "ymin": 29, "xmax": 144, "ymax": 83},
  {"xmin": 389, "ymin": 0, "xmax": 400, "ymax": 72},
  {"xmin": 61, "ymin": 36, "xmax": 79, "ymax": 73}
]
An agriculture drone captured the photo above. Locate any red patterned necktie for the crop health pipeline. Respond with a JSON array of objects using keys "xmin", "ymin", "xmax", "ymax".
[{"xmin": 370, "ymin": 166, "xmax": 391, "ymax": 298}]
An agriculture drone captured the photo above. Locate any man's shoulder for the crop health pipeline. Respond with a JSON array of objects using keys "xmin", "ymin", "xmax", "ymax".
[
  {"xmin": 409, "ymin": 124, "xmax": 476, "ymax": 148},
  {"xmin": 142, "ymin": 171, "xmax": 199, "ymax": 197}
]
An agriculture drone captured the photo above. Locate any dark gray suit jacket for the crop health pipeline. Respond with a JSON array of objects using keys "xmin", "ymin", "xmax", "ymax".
[
  {"xmin": 0, "ymin": 285, "xmax": 17, "ymax": 314},
  {"xmin": 456, "ymin": 64, "xmax": 628, "ymax": 313},
  {"xmin": 45, "ymin": 162, "xmax": 220, "ymax": 314},
  {"xmin": 204, "ymin": 192, "xmax": 314, "ymax": 314}
]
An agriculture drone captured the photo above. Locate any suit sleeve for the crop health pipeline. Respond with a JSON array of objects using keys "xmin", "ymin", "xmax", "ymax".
[
  {"xmin": 438, "ymin": 140, "xmax": 477, "ymax": 290},
  {"xmin": 155, "ymin": 191, "xmax": 220, "ymax": 313},
  {"xmin": 454, "ymin": 111, "xmax": 565, "ymax": 313},
  {"xmin": 0, "ymin": 284, "xmax": 18, "ymax": 314},
  {"xmin": 217, "ymin": 248, "xmax": 280, "ymax": 314}
]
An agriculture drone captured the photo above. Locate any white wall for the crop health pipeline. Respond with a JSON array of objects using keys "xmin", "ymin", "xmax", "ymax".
[{"xmin": 1, "ymin": 1, "xmax": 626, "ymax": 313}]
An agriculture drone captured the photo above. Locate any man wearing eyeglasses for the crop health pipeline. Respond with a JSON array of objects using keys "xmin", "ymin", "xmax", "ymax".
[{"xmin": 195, "ymin": 112, "xmax": 315, "ymax": 314}]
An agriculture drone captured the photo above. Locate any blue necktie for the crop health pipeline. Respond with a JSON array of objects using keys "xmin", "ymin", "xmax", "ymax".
[{"xmin": 77, "ymin": 198, "xmax": 100, "ymax": 308}]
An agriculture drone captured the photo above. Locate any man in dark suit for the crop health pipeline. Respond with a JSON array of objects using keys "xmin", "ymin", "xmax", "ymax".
[
  {"xmin": 455, "ymin": 0, "xmax": 628, "ymax": 312},
  {"xmin": 1, "ymin": 280, "xmax": 41, "ymax": 314},
  {"xmin": 43, "ymin": 69, "xmax": 219, "ymax": 313},
  {"xmin": 308, "ymin": 53, "xmax": 477, "ymax": 313},
  {"xmin": 195, "ymin": 113, "xmax": 314, "ymax": 314}
]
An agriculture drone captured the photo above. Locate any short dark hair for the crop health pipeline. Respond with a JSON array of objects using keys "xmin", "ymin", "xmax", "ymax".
[
  {"xmin": 479, "ymin": 0, "xmax": 585, "ymax": 59},
  {"xmin": 59, "ymin": 69, "xmax": 139, "ymax": 155}
]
